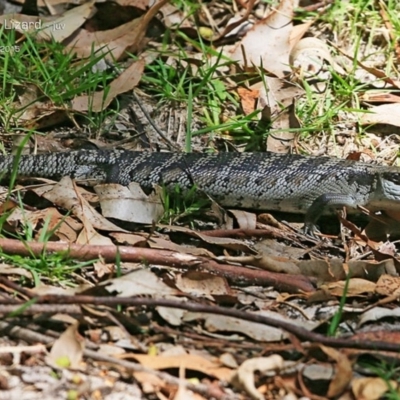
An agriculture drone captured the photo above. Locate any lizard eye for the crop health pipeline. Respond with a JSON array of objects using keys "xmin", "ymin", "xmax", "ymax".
[{"xmin": 382, "ymin": 172, "xmax": 400, "ymax": 185}]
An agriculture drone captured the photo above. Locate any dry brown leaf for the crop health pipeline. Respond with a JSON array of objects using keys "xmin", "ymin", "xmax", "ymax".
[
  {"xmin": 359, "ymin": 92, "xmax": 400, "ymax": 103},
  {"xmin": 324, "ymin": 278, "xmax": 376, "ymax": 297},
  {"xmin": 288, "ymin": 21, "xmax": 315, "ymax": 51},
  {"xmin": 228, "ymin": 209, "xmax": 257, "ymax": 230},
  {"xmin": 251, "ymin": 254, "xmax": 301, "ymax": 274},
  {"xmin": 237, "ymin": 87, "xmax": 259, "ymax": 115},
  {"xmin": 94, "ymin": 180, "xmax": 163, "ymax": 224},
  {"xmin": 352, "ymin": 377, "xmax": 397, "ymax": 400},
  {"xmin": 124, "ymin": 353, "xmax": 234, "ymax": 381},
  {"xmin": 76, "ymin": 217, "xmax": 114, "ymax": 245},
  {"xmin": 114, "ymin": 0, "xmax": 153, "ymax": 8},
  {"xmin": 347, "ymin": 259, "xmax": 397, "ymax": 281},
  {"xmin": 6, "ymin": 206, "xmax": 81, "ymax": 243},
  {"xmin": 71, "ymin": 59, "xmax": 145, "ymax": 112},
  {"xmin": 253, "ymin": 77, "xmax": 304, "ymax": 114},
  {"xmin": 103, "ymin": 269, "xmax": 179, "ymax": 297},
  {"xmin": 358, "ymin": 307, "xmax": 400, "ymax": 326},
  {"xmin": 360, "ymin": 103, "xmax": 400, "ymax": 127},
  {"xmin": 158, "ymin": 224, "xmax": 256, "ymax": 253},
  {"xmin": 109, "ymin": 232, "xmax": 148, "ymax": 246},
  {"xmin": 23, "ymin": 109, "xmax": 68, "ymax": 130},
  {"xmin": 156, "ymin": 297, "xmax": 188, "ymax": 326},
  {"xmin": 175, "ymin": 272, "xmax": 231, "ymax": 298},
  {"xmin": 232, "ymin": 355, "xmax": 284, "ymax": 400},
  {"xmin": 132, "ymin": 371, "xmax": 165, "ymax": 394},
  {"xmin": 230, "ymin": 0, "xmax": 297, "ymax": 78},
  {"xmin": 46, "ymin": 322, "xmax": 85, "ymax": 369},
  {"xmin": 41, "ymin": 177, "xmax": 128, "ymax": 233},
  {"xmin": 0, "ymin": 263, "xmax": 33, "ymax": 279},
  {"xmin": 30, "ymin": 284, "xmax": 78, "ymax": 296},
  {"xmin": 250, "ymin": 77, "xmax": 303, "ymax": 152},
  {"xmin": 0, "ymin": 2, "xmax": 95, "ymax": 42},
  {"xmin": 148, "ymin": 237, "xmax": 214, "ymax": 257},
  {"xmin": 93, "ymin": 260, "xmax": 114, "ymax": 278},
  {"xmin": 289, "ymin": 37, "xmax": 334, "ymax": 79},
  {"xmin": 40, "ymin": 1, "xmax": 95, "ymax": 42},
  {"xmin": 187, "ymin": 312, "xmax": 287, "ymax": 342},
  {"xmin": 157, "ymin": 2, "xmax": 192, "ymax": 29},
  {"xmin": 64, "ymin": 0, "xmax": 169, "ymax": 60},
  {"xmin": 296, "ymin": 258, "xmax": 397, "ymax": 282},
  {"xmin": 375, "ymin": 274, "xmax": 400, "ymax": 296},
  {"xmin": 183, "ymin": 310, "xmax": 319, "ymax": 342},
  {"xmin": 10, "ymin": 84, "xmax": 68, "ymax": 129},
  {"xmin": 319, "ymin": 345, "xmax": 353, "ymax": 398},
  {"xmin": 297, "ymin": 258, "xmax": 346, "ymax": 282}
]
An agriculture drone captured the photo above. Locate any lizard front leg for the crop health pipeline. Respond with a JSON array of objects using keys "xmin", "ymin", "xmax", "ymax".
[{"xmin": 304, "ymin": 193, "xmax": 360, "ymax": 234}]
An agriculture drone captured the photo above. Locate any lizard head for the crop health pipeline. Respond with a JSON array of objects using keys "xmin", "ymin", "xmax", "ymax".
[{"xmin": 374, "ymin": 172, "xmax": 400, "ymax": 204}]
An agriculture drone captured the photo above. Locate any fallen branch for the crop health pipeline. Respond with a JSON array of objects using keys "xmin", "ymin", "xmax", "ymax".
[
  {"xmin": 0, "ymin": 238, "xmax": 315, "ymax": 293},
  {"xmin": 38, "ymin": 295, "xmax": 400, "ymax": 352}
]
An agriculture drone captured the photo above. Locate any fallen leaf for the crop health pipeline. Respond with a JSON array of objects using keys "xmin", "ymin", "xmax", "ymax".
[
  {"xmin": 183, "ymin": 310, "xmax": 319, "ymax": 342},
  {"xmin": 290, "ymin": 37, "xmax": 332, "ymax": 76},
  {"xmin": 156, "ymin": 298, "xmax": 187, "ymax": 326},
  {"xmin": 71, "ymin": 59, "xmax": 145, "ymax": 112},
  {"xmin": 109, "ymin": 232, "xmax": 148, "ymax": 246},
  {"xmin": 0, "ymin": 2, "xmax": 95, "ymax": 42},
  {"xmin": 42, "ymin": 177, "xmax": 127, "ymax": 232},
  {"xmin": 230, "ymin": 0, "xmax": 296, "ymax": 78},
  {"xmin": 324, "ymin": 278, "xmax": 376, "ymax": 297},
  {"xmin": 352, "ymin": 377, "xmax": 397, "ymax": 400},
  {"xmin": 375, "ymin": 274, "xmax": 400, "ymax": 296},
  {"xmin": 319, "ymin": 345, "xmax": 353, "ymax": 397},
  {"xmin": 40, "ymin": 1, "xmax": 95, "ymax": 42},
  {"xmin": 232, "ymin": 355, "xmax": 283, "ymax": 400},
  {"xmin": 46, "ymin": 322, "xmax": 85, "ymax": 369},
  {"xmin": 228, "ymin": 209, "xmax": 257, "ymax": 230},
  {"xmin": 158, "ymin": 224, "xmax": 256, "ymax": 253},
  {"xmin": 175, "ymin": 271, "xmax": 231, "ymax": 298},
  {"xmin": 125, "ymin": 353, "xmax": 234, "ymax": 381},
  {"xmin": 64, "ymin": 0, "xmax": 169, "ymax": 60},
  {"xmin": 358, "ymin": 307, "xmax": 400, "ymax": 326},
  {"xmin": 104, "ymin": 269, "xmax": 179, "ymax": 297},
  {"xmin": 148, "ymin": 236, "xmax": 214, "ymax": 257},
  {"xmin": 132, "ymin": 371, "xmax": 165, "ymax": 394},
  {"xmin": 95, "ymin": 181, "xmax": 163, "ymax": 224},
  {"xmin": 237, "ymin": 87, "xmax": 259, "ymax": 116},
  {"xmin": 360, "ymin": 104, "xmax": 400, "ymax": 127},
  {"xmin": 359, "ymin": 92, "xmax": 400, "ymax": 103}
]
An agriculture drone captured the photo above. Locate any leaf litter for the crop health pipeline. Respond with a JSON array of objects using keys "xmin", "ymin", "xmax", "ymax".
[{"xmin": 1, "ymin": 0, "xmax": 400, "ymax": 398}]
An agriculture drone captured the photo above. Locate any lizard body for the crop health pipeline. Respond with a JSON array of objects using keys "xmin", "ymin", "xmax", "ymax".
[{"xmin": 1, "ymin": 149, "xmax": 400, "ymax": 231}]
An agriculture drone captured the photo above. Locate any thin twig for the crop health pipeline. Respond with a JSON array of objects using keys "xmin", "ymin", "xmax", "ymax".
[
  {"xmin": 0, "ymin": 287, "xmax": 399, "ymax": 353},
  {"xmin": 0, "ymin": 304, "xmax": 81, "ymax": 315}
]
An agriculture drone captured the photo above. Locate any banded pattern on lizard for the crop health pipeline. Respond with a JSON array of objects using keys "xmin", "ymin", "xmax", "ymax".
[{"xmin": 1, "ymin": 149, "xmax": 400, "ymax": 232}]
